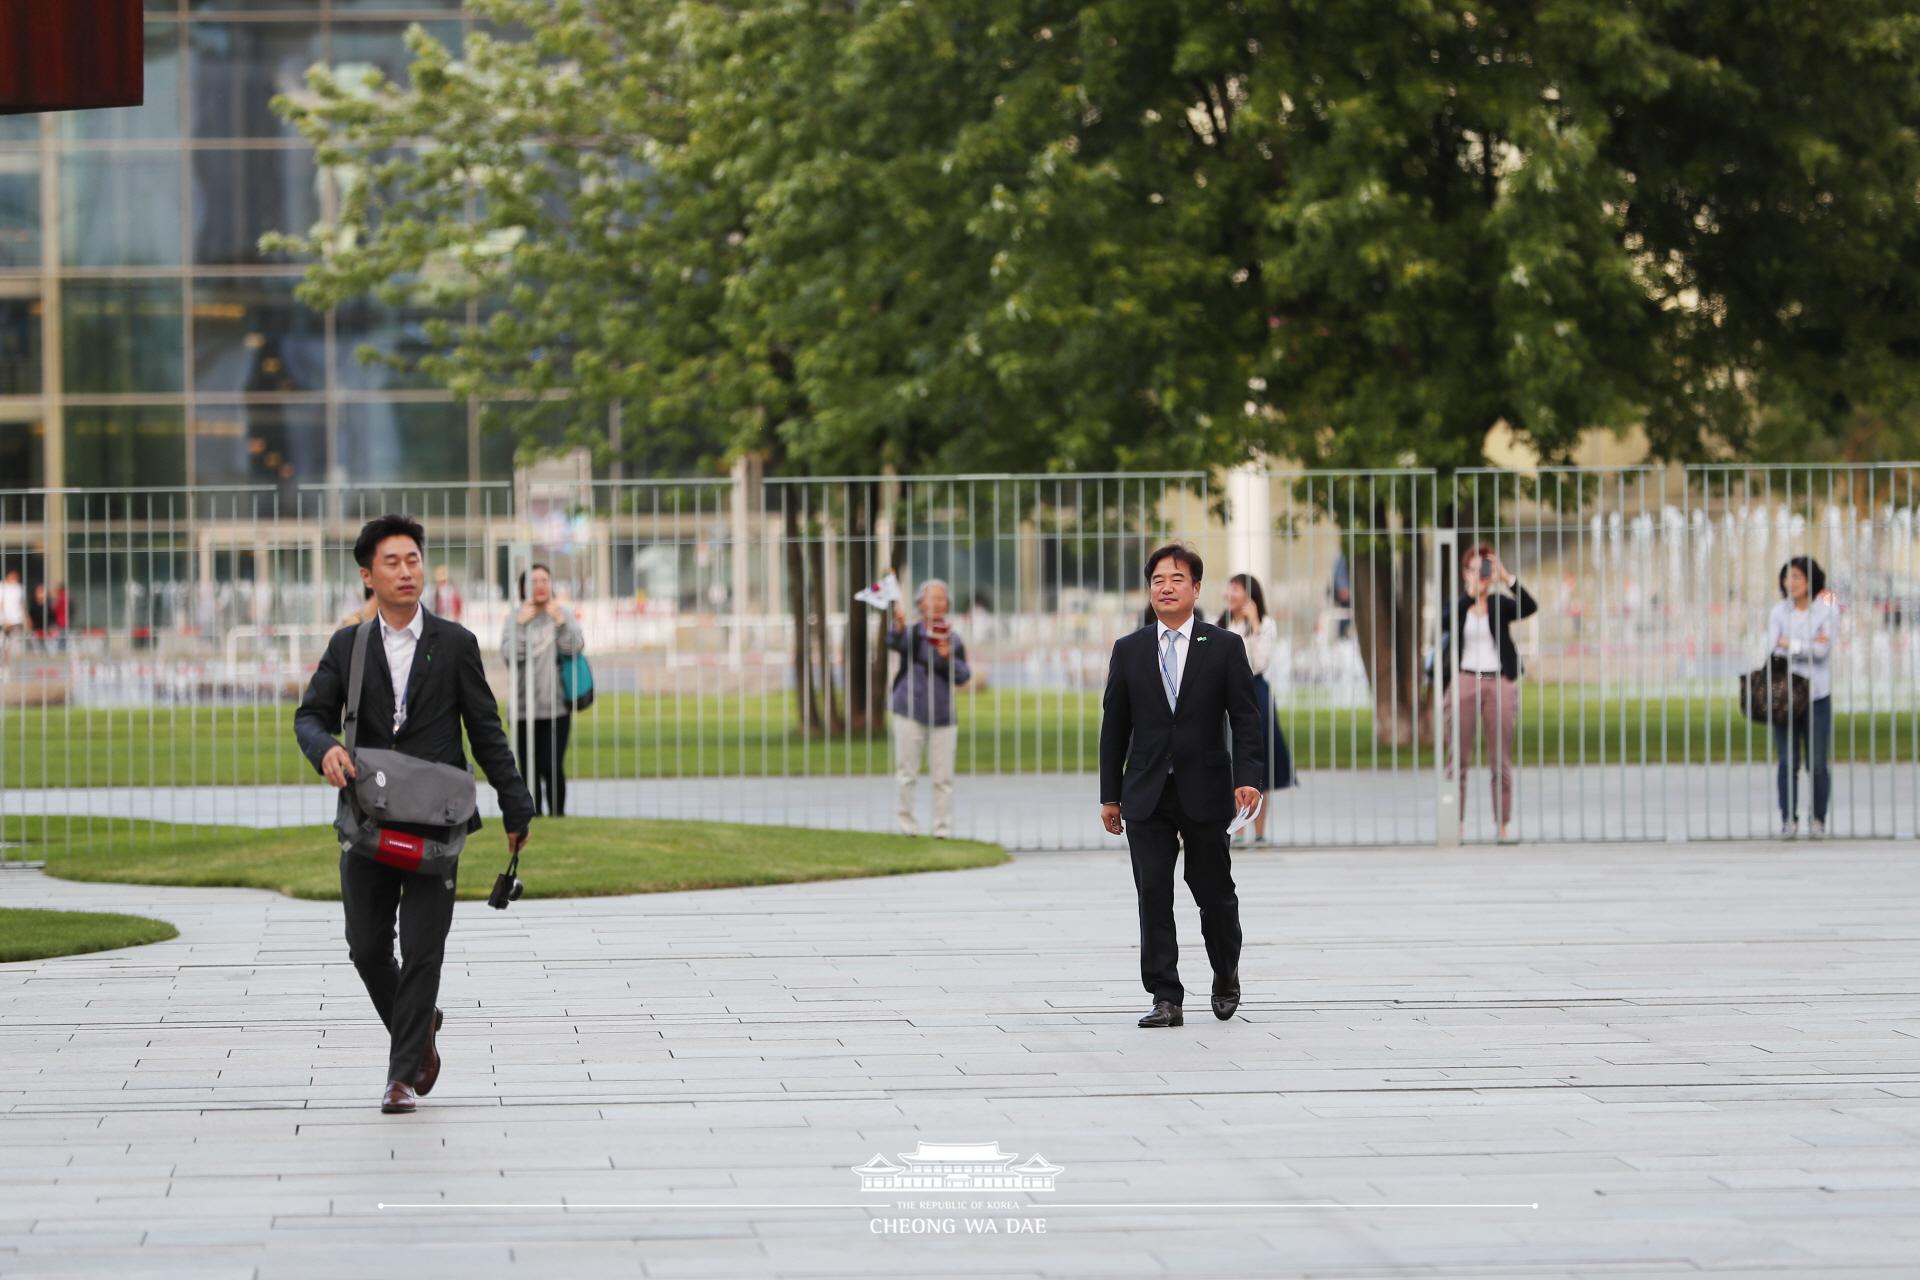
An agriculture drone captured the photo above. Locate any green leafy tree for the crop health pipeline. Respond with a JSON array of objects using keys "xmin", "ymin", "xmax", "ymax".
[{"xmin": 276, "ymin": 0, "xmax": 1920, "ymax": 745}]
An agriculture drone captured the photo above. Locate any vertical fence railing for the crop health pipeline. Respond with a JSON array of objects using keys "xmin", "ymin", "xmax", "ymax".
[{"xmin": 0, "ymin": 466, "xmax": 1914, "ymax": 856}]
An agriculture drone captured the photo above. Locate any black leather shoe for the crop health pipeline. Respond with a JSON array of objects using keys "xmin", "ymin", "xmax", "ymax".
[
  {"xmin": 1137, "ymin": 1000, "xmax": 1183, "ymax": 1028},
  {"xmin": 1211, "ymin": 972, "xmax": 1241, "ymax": 1021}
]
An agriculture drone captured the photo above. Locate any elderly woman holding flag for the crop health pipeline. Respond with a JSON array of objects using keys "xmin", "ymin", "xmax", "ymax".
[{"xmin": 871, "ymin": 576, "xmax": 971, "ymax": 838}]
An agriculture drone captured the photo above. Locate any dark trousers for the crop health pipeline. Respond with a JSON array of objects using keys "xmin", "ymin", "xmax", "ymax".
[
  {"xmin": 1126, "ymin": 778, "xmax": 1242, "ymax": 1005},
  {"xmin": 1773, "ymin": 695, "xmax": 1833, "ymax": 823},
  {"xmin": 515, "ymin": 714, "xmax": 571, "ymax": 816},
  {"xmin": 340, "ymin": 851, "xmax": 457, "ymax": 1083}
]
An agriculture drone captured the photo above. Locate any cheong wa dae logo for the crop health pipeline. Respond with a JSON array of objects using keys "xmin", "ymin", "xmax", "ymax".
[{"xmin": 852, "ymin": 1141, "xmax": 1063, "ymax": 1191}]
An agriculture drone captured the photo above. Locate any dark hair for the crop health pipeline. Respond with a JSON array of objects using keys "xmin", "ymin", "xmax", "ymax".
[
  {"xmin": 1215, "ymin": 573, "xmax": 1267, "ymax": 626},
  {"xmin": 352, "ymin": 514, "xmax": 425, "ymax": 569},
  {"xmin": 1778, "ymin": 555, "xmax": 1827, "ymax": 598},
  {"xmin": 517, "ymin": 562, "xmax": 553, "ymax": 601},
  {"xmin": 1143, "ymin": 543, "xmax": 1203, "ymax": 586}
]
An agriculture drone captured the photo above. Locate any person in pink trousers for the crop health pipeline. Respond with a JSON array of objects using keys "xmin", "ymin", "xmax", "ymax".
[{"xmin": 1441, "ymin": 544, "xmax": 1538, "ymax": 841}]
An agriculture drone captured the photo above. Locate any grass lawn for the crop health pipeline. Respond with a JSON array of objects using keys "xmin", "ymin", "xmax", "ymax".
[
  {"xmin": 3, "ymin": 689, "xmax": 1914, "ymax": 789},
  {"xmin": 0, "ymin": 907, "xmax": 178, "ymax": 963},
  {"xmin": 12, "ymin": 816, "xmax": 1008, "ymax": 902}
]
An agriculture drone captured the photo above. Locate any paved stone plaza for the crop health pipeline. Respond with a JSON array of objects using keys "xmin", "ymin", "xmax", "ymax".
[
  {"xmin": 3, "ymin": 837, "xmax": 1919, "ymax": 1278},
  {"xmin": 11, "ymin": 761, "xmax": 1918, "ymax": 847}
]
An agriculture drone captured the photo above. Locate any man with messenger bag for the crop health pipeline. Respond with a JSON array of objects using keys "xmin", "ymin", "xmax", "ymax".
[{"xmin": 295, "ymin": 514, "xmax": 536, "ymax": 1114}]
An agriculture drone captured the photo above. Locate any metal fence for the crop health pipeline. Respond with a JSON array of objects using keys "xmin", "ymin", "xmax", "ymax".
[{"xmin": 2, "ymin": 465, "xmax": 1915, "ymax": 852}]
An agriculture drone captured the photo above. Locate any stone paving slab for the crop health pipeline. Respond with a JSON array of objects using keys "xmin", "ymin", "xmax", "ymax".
[
  {"xmin": 10, "ymin": 761, "xmax": 1917, "ymax": 848},
  {"xmin": 3, "ymin": 839, "xmax": 1920, "ymax": 1277}
]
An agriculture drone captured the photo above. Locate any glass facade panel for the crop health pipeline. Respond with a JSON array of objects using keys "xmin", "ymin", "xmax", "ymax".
[
  {"xmin": 60, "ymin": 152, "xmax": 184, "ymax": 268},
  {"xmin": 191, "ymin": 276, "xmax": 325, "ymax": 393},
  {"xmin": 189, "ymin": 22, "xmax": 323, "ymax": 139},
  {"xmin": 330, "ymin": 22, "xmax": 463, "ymax": 92},
  {"xmin": 0, "ymin": 159, "xmax": 39, "ymax": 269},
  {"xmin": 62, "ymin": 281, "xmax": 186, "ymax": 394},
  {"xmin": 0, "ymin": 296, "xmax": 43, "ymax": 396},
  {"xmin": 0, "ymin": 11, "xmax": 617, "ymax": 495},
  {"xmin": 58, "ymin": 22, "xmax": 183, "ymax": 142},
  {"xmin": 64, "ymin": 407, "xmax": 188, "ymax": 488},
  {"xmin": 334, "ymin": 0, "xmax": 462, "ymax": 10},
  {"xmin": 191, "ymin": 147, "xmax": 320, "ymax": 265},
  {"xmin": 335, "ymin": 291, "xmax": 463, "ymax": 391},
  {"xmin": 0, "ymin": 419, "xmax": 46, "ymax": 492},
  {"xmin": 339, "ymin": 400, "xmax": 468, "ymax": 483},
  {"xmin": 191, "ymin": 402, "xmax": 326, "ymax": 492}
]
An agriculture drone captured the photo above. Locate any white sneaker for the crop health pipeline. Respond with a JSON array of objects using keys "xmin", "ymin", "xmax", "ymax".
[
  {"xmin": 1810, "ymin": 819, "xmax": 1827, "ymax": 838},
  {"xmin": 1779, "ymin": 820, "xmax": 1798, "ymax": 840}
]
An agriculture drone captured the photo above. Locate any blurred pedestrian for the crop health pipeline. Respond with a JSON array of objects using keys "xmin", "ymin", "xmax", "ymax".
[
  {"xmin": 503, "ymin": 564, "xmax": 585, "ymax": 817},
  {"xmin": 1329, "ymin": 552, "xmax": 1352, "ymax": 638},
  {"xmin": 0, "ymin": 568, "xmax": 24, "ymax": 651},
  {"xmin": 430, "ymin": 564, "xmax": 464, "ymax": 621},
  {"xmin": 27, "ymin": 582, "xmax": 49, "ymax": 646},
  {"xmin": 1768, "ymin": 555, "xmax": 1834, "ymax": 839},
  {"xmin": 889, "ymin": 578, "xmax": 970, "ymax": 837},
  {"xmin": 1216, "ymin": 574, "xmax": 1295, "ymax": 843}
]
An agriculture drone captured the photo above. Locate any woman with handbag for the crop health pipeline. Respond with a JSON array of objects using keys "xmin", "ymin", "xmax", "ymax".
[
  {"xmin": 1767, "ymin": 556, "xmax": 1835, "ymax": 838},
  {"xmin": 1216, "ymin": 574, "xmax": 1295, "ymax": 844},
  {"xmin": 503, "ymin": 564, "xmax": 586, "ymax": 817}
]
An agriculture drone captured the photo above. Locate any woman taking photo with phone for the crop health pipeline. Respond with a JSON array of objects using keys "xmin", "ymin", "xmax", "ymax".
[
  {"xmin": 1442, "ymin": 545, "xmax": 1537, "ymax": 842},
  {"xmin": 889, "ymin": 578, "xmax": 971, "ymax": 838}
]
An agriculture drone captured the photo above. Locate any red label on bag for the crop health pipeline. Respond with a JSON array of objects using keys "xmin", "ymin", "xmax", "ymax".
[{"xmin": 375, "ymin": 828, "xmax": 425, "ymax": 871}]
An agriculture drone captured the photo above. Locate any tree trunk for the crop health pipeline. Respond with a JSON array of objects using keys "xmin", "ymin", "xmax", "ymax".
[
  {"xmin": 844, "ymin": 485, "xmax": 877, "ymax": 733},
  {"xmin": 807, "ymin": 530, "xmax": 842, "ymax": 735},
  {"xmin": 1348, "ymin": 523, "xmax": 1430, "ymax": 747},
  {"xmin": 785, "ymin": 501, "xmax": 825, "ymax": 735}
]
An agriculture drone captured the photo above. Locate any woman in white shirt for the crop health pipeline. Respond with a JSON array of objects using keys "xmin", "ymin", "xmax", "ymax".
[
  {"xmin": 1766, "ymin": 556, "xmax": 1835, "ymax": 838},
  {"xmin": 1217, "ymin": 574, "xmax": 1295, "ymax": 843},
  {"xmin": 1442, "ymin": 545, "xmax": 1539, "ymax": 842}
]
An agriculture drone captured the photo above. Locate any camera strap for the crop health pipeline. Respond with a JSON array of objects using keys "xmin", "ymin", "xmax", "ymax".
[{"xmin": 344, "ymin": 617, "xmax": 374, "ymax": 757}]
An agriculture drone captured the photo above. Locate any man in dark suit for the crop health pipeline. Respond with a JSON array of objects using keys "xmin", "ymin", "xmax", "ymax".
[
  {"xmin": 295, "ymin": 514, "xmax": 535, "ymax": 1114},
  {"xmin": 1100, "ymin": 544, "xmax": 1263, "ymax": 1028}
]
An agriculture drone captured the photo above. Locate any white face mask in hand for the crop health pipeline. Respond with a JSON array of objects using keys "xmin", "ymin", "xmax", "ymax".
[{"xmin": 1227, "ymin": 794, "xmax": 1264, "ymax": 835}]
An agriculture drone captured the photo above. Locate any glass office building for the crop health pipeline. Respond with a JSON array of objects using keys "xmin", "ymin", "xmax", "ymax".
[{"xmin": 0, "ymin": 3, "xmax": 530, "ymax": 497}]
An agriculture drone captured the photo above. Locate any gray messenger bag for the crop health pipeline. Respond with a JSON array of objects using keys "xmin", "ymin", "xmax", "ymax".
[{"xmin": 332, "ymin": 617, "xmax": 477, "ymax": 876}]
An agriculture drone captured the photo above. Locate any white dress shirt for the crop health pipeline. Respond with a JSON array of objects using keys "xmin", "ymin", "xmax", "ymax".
[
  {"xmin": 380, "ymin": 604, "xmax": 425, "ymax": 732},
  {"xmin": 1155, "ymin": 611, "xmax": 1195, "ymax": 698}
]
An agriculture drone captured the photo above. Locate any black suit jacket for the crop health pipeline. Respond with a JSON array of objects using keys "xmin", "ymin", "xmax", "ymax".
[
  {"xmin": 1439, "ymin": 582, "xmax": 1540, "ymax": 685},
  {"xmin": 294, "ymin": 610, "xmax": 537, "ymax": 834},
  {"xmin": 1099, "ymin": 617, "xmax": 1264, "ymax": 823}
]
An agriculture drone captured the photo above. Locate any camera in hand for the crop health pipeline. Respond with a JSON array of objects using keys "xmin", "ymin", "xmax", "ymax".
[
  {"xmin": 1479, "ymin": 557, "xmax": 1493, "ymax": 581},
  {"xmin": 487, "ymin": 851, "xmax": 524, "ymax": 910}
]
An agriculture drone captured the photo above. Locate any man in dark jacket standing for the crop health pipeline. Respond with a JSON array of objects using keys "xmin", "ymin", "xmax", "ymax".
[
  {"xmin": 295, "ymin": 515, "xmax": 534, "ymax": 1114},
  {"xmin": 1099, "ymin": 545, "xmax": 1263, "ymax": 1029}
]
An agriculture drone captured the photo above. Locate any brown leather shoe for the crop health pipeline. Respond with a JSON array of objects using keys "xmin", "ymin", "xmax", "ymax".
[
  {"xmin": 381, "ymin": 1080, "xmax": 418, "ymax": 1114},
  {"xmin": 413, "ymin": 1008, "xmax": 444, "ymax": 1096}
]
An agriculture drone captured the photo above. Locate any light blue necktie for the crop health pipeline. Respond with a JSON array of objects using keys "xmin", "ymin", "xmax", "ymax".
[{"xmin": 1159, "ymin": 627, "xmax": 1180, "ymax": 710}]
